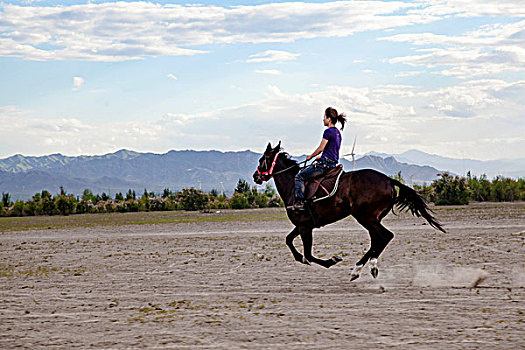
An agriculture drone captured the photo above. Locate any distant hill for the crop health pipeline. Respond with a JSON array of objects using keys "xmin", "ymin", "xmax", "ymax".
[
  {"xmin": 350, "ymin": 155, "xmax": 443, "ymax": 184},
  {"xmin": 0, "ymin": 150, "xmax": 261, "ymax": 200},
  {"xmin": 366, "ymin": 149, "xmax": 525, "ymax": 178},
  {"xmin": 1, "ymin": 149, "xmax": 444, "ymax": 200}
]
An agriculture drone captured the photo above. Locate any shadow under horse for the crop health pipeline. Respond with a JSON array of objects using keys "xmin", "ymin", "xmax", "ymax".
[{"xmin": 253, "ymin": 142, "xmax": 446, "ymax": 281}]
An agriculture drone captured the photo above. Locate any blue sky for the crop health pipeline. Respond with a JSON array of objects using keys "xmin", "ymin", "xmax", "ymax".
[{"xmin": 0, "ymin": 0, "xmax": 524, "ymax": 160}]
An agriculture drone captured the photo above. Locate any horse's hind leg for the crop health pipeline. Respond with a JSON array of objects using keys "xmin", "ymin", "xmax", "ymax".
[
  {"xmin": 350, "ymin": 230, "xmax": 378, "ymax": 281},
  {"xmin": 350, "ymin": 218, "xmax": 394, "ymax": 280},
  {"xmin": 368, "ymin": 223, "xmax": 394, "ymax": 278},
  {"xmin": 299, "ymin": 226, "xmax": 342, "ymax": 268}
]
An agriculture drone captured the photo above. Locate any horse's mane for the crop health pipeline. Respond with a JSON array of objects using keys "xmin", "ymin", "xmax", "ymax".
[{"xmin": 277, "ymin": 147, "xmax": 300, "ymax": 169}]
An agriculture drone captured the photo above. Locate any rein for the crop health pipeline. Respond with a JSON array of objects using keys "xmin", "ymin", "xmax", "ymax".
[
  {"xmin": 273, "ymin": 160, "xmax": 307, "ymax": 176},
  {"xmin": 256, "ymin": 152, "xmax": 307, "ymax": 181}
]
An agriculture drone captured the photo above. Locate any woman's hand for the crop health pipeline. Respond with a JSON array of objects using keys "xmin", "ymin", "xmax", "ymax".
[{"xmin": 306, "ymin": 155, "xmax": 321, "ymax": 162}]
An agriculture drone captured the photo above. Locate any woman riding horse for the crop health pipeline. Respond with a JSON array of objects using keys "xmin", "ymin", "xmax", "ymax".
[
  {"xmin": 254, "ymin": 142, "xmax": 445, "ymax": 281},
  {"xmin": 293, "ymin": 107, "xmax": 346, "ymax": 211}
]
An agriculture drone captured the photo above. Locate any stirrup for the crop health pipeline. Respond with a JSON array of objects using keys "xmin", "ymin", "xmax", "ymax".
[{"xmin": 290, "ymin": 200, "xmax": 306, "ymax": 211}]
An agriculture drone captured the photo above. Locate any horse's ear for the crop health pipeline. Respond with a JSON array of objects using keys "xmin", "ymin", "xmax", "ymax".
[
  {"xmin": 275, "ymin": 141, "xmax": 281, "ymax": 151},
  {"xmin": 266, "ymin": 142, "xmax": 272, "ymax": 153}
]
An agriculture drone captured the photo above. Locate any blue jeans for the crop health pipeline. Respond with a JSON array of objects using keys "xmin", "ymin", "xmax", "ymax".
[{"xmin": 295, "ymin": 157, "xmax": 337, "ymax": 200}]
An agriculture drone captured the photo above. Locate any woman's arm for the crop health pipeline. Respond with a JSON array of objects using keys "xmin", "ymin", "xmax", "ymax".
[{"xmin": 307, "ymin": 138, "xmax": 328, "ymax": 161}]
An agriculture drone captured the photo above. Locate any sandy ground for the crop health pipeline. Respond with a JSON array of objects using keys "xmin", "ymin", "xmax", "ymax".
[{"xmin": 1, "ymin": 203, "xmax": 524, "ymax": 349}]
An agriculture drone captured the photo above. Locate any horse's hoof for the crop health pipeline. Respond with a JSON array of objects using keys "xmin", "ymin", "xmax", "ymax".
[
  {"xmin": 331, "ymin": 256, "xmax": 343, "ymax": 263},
  {"xmin": 369, "ymin": 258, "xmax": 379, "ymax": 278},
  {"xmin": 350, "ymin": 264, "xmax": 363, "ymax": 281},
  {"xmin": 302, "ymin": 257, "xmax": 311, "ymax": 265}
]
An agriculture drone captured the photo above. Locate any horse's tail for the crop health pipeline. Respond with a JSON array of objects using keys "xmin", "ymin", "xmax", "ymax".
[{"xmin": 390, "ymin": 179, "xmax": 446, "ymax": 233}]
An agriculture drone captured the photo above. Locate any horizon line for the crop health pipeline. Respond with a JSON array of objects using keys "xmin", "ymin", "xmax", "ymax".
[{"xmin": 1, "ymin": 148, "xmax": 524, "ymax": 163}]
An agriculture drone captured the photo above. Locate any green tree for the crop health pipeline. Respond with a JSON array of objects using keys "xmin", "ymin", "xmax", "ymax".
[
  {"xmin": 126, "ymin": 189, "xmax": 136, "ymax": 200},
  {"xmin": 41, "ymin": 193, "xmax": 56, "ymax": 215},
  {"xmin": 413, "ymin": 183, "xmax": 432, "ymax": 203},
  {"xmin": 27, "ymin": 192, "xmax": 44, "ymax": 215},
  {"xmin": 12, "ymin": 200, "xmax": 25, "ymax": 216},
  {"xmin": 56, "ymin": 195, "xmax": 75, "ymax": 215},
  {"xmin": 235, "ymin": 179, "xmax": 251, "ymax": 194},
  {"xmin": 209, "ymin": 189, "xmax": 218, "ymax": 200},
  {"xmin": 518, "ymin": 178, "xmax": 525, "ymax": 201},
  {"xmin": 94, "ymin": 194, "xmax": 102, "ymax": 205},
  {"xmin": 2, "ymin": 192, "xmax": 11, "ymax": 208},
  {"xmin": 82, "ymin": 189, "xmax": 95, "ymax": 202},
  {"xmin": 467, "ymin": 172, "xmax": 491, "ymax": 202},
  {"xmin": 432, "ymin": 172, "xmax": 469, "ymax": 205},
  {"xmin": 24, "ymin": 200, "xmax": 37, "ymax": 216},
  {"xmin": 254, "ymin": 191, "xmax": 268, "ymax": 208},
  {"xmin": 264, "ymin": 184, "xmax": 276, "ymax": 198},
  {"xmin": 230, "ymin": 192, "xmax": 250, "ymax": 209},
  {"xmin": 162, "ymin": 188, "xmax": 172, "ymax": 198},
  {"xmin": 245, "ymin": 187, "xmax": 269, "ymax": 208},
  {"xmin": 178, "ymin": 188, "xmax": 209, "ymax": 211},
  {"xmin": 140, "ymin": 189, "xmax": 151, "ymax": 211},
  {"xmin": 392, "ymin": 171, "xmax": 405, "ymax": 184},
  {"xmin": 491, "ymin": 176, "xmax": 519, "ymax": 202}
]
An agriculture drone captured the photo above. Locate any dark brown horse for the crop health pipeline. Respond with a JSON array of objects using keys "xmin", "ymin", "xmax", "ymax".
[{"xmin": 253, "ymin": 142, "xmax": 445, "ymax": 281}]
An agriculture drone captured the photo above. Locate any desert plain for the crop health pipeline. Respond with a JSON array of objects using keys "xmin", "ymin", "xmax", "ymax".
[{"xmin": 1, "ymin": 202, "xmax": 524, "ymax": 349}]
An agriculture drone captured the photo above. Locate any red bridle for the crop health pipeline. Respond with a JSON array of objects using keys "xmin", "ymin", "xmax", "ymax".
[{"xmin": 256, "ymin": 152, "xmax": 280, "ymax": 180}]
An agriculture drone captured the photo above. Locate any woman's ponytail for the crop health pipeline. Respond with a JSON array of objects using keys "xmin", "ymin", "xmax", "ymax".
[
  {"xmin": 325, "ymin": 107, "xmax": 347, "ymax": 130},
  {"xmin": 337, "ymin": 112, "xmax": 347, "ymax": 130}
]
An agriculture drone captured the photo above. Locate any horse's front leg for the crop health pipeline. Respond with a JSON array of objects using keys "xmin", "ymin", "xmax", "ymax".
[
  {"xmin": 299, "ymin": 226, "xmax": 342, "ymax": 268},
  {"xmin": 286, "ymin": 227, "xmax": 310, "ymax": 265}
]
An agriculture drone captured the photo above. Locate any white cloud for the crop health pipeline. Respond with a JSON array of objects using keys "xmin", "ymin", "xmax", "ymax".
[
  {"xmin": 382, "ymin": 20, "xmax": 525, "ymax": 78},
  {"xmin": 0, "ymin": 1, "xmax": 433, "ymax": 62},
  {"xmin": 0, "ymin": 105, "xmax": 27, "ymax": 117},
  {"xmin": 395, "ymin": 70, "xmax": 426, "ymax": 77},
  {"xmin": 72, "ymin": 76, "xmax": 84, "ymax": 91},
  {"xmin": 0, "ymin": 112, "xmax": 166, "ymax": 156},
  {"xmin": 0, "ymin": 1, "xmax": 523, "ymax": 62},
  {"xmin": 1, "ymin": 79, "xmax": 523, "ymax": 159},
  {"xmin": 161, "ymin": 113, "xmax": 195, "ymax": 125},
  {"xmin": 247, "ymin": 50, "xmax": 299, "ymax": 63},
  {"xmin": 410, "ymin": 0, "xmax": 525, "ymax": 18},
  {"xmin": 167, "ymin": 74, "xmax": 178, "ymax": 80},
  {"xmin": 255, "ymin": 69, "xmax": 281, "ymax": 75}
]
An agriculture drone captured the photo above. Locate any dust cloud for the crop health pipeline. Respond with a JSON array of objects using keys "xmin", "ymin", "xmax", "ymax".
[{"xmin": 413, "ymin": 264, "xmax": 489, "ymax": 288}]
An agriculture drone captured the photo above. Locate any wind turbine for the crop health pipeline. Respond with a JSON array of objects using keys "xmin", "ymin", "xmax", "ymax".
[
  {"xmin": 342, "ymin": 136, "xmax": 357, "ymax": 170},
  {"xmin": 350, "ymin": 136, "xmax": 357, "ymax": 169}
]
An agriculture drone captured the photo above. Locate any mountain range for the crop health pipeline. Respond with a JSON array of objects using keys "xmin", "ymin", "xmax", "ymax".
[
  {"xmin": 365, "ymin": 150, "xmax": 525, "ymax": 179},
  {"xmin": 1, "ymin": 149, "xmax": 522, "ymax": 201}
]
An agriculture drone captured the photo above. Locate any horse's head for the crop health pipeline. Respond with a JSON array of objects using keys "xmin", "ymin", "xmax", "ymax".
[{"xmin": 253, "ymin": 141, "xmax": 281, "ymax": 184}]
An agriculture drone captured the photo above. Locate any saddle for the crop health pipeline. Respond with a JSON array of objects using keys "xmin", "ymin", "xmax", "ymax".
[{"xmin": 304, "ymin": 165, "xmax": 344, "ymax": 201}]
